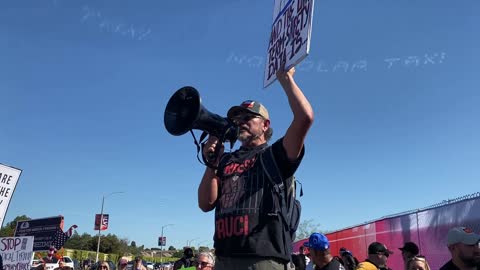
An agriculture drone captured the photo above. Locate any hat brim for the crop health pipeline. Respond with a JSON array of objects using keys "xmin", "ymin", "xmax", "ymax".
[
  {"xmin": 463, "ymin": 235, "xmax": 480, "ymax": 245},
  {"xmin": 227, "ymin": 106, "xmax": 262, "ymax": 119}
]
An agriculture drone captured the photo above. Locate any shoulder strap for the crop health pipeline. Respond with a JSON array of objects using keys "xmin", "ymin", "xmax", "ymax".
[
  {"xmin": 259, "ymin": 147, "xmax": 293, "ymax": 226},
  {"xmin": 260, "ymin": 147, "xmax": 284, "ymax": 191},
  {"xmin": 259, "ymin": 146, "xmax": 294, "ymax": 261}
]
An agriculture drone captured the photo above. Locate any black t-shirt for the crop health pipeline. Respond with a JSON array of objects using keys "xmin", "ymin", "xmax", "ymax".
[
  {"xmin": 440, "ymin": 260, "xmax": 480, "ymax": 270},
  {"xmin": 214, "ymin": 138, "xmax": 304, "ymax": 262},
  {"xmin": 316, "ymin": 259, "xmax": 346, "ymax": 270}
]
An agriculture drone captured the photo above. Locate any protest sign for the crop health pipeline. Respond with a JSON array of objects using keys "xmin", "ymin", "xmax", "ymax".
[
  {"xmin": 264, "ymin": 0, "xmax": 315, "ymax": 87},
  {"xmin": 0, "ymin": 163, "xmax": 22, "ymax": 228},
  {"xmin": 0, "ymin": 236, "xmax": 35, "ymax": 270},
  {"xmin": 14, "ymin": 216, "xmax": 64, "ymax": 251}
]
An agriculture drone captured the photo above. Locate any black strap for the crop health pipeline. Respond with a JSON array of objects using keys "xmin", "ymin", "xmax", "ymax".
[
  {"xmin": 190, "ymin": 130, "xmax": 220, "ymax": 169},
  {"xmin": 259, "ymin": 147, "xmax": 293, "ymax": 256}
]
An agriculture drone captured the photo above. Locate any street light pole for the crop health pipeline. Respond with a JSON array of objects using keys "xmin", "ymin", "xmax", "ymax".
[
  {"xmin": 187, "ymin": 237, "xmax": 199, "ymax": 247},
  {"xmin": 160, "ymin": 224, "xmax": 173, "ymax": 264},
  {"xmin": 95, "ymin": 191, "xmax": 124, "ymax": 262}
]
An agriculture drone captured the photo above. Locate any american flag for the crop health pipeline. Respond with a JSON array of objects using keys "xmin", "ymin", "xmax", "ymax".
[{"xmin": 52, "ymin": 225, "xmax": 78, "ymax": 250}]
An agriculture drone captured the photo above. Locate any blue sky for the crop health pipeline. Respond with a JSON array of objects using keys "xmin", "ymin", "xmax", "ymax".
[{"xmin": 1, "ymin": 0, "xmax": 479, "ymax": 250}]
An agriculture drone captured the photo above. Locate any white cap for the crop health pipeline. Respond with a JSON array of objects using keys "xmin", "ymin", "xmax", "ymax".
[{"xmin": 447, "ymin": 227, "xmax": 480, "ymax": 245}]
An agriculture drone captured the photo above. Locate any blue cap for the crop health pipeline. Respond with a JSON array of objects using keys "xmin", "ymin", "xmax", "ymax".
[{"xmin": 303, "ymin": 233, "xmax": 330, "ymax": 251}]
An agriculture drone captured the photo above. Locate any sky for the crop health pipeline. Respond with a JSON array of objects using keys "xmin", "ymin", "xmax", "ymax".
[{"xmin": 1, "ymin": 0, "xmax": 479, "ymax": 250}]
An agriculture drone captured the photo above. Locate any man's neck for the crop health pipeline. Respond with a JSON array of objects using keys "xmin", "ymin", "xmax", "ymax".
[
  {"xmin": 241, "ymin": 136, "xmax": 267, "ymax": 148},
  {"xmin": 315, "ymin": 255, "xmax": 333, "ymax": 269},
  {"xmin": 452, "ymin": 258, "xmax": 476, "ymax": 270}
]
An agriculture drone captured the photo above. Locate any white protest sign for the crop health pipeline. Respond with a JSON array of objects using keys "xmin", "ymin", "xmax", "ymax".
[
  {"xmin": 0, "ymin": 236, "xmax": 35, "ymax": 270},
  {"xmin": 0, "ymin": 163, "xmax": 22, "ymax": 227},
  {"xmin": 264, "ymin": 0, "xmax": 315, "ymax": 88}
]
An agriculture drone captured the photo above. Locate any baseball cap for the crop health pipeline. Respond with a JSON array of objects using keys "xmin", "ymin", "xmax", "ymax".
[
  {"xmin": 303, "ymin": 233, "xmax": 330, "ymax": 251},
  {"xmin": 447, "ymin": 226, "xmax": 480, "ymax": 245},
  {"xmin": 368, "ymin": 242, "xmax": 394, "ymax": 255},
  {"xmin": 399, "ymin": 242, "xmax": 419, "ymax": 255},
  {"xmin": 227, "ymin": 100, "xmax": 270, "ymax": 120}
]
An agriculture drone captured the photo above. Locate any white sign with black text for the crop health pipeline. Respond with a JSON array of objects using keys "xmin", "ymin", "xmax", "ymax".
[
  {"xmin": 0, "ymin": 236, "xmax": 35, "ymax": 270},
  {"xmin": 0, "ymin": 163, "xmax": 22, "ymax": 227},
  {"xmin": 264, "ymin": 0, "xmax": 315, "ymax": 88}
]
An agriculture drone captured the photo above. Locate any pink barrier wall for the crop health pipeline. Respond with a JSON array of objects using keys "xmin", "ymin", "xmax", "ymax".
[{"xmin": 293, "ymin": 195, "xmax": 480, "ymax": 270}]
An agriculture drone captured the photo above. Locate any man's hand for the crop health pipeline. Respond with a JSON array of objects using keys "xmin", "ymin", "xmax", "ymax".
[
  {"xmin": 276, "ymin": 66, "xmax": 296, "ymax": 86},
  {"xmin": 202, "ymin": 135, "xmax": 224, "ymax": 166}
]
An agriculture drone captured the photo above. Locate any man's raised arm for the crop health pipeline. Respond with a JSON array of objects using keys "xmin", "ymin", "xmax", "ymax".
[{"xmin": 277, "ymin": 67, "xmax": 314, "ymax": 161}]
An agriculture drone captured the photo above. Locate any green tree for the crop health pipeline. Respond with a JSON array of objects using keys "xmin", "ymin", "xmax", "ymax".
[
  {"xmin": 64, "ymin": 231, "xmax": 82, "ymax": 249},
  {"xmin": 295, "ymin": 219, "xmax": 323, "ymax": 240},
  {"xmin": 0, "ymin": 215, "xmax": 30, "ymax": 237},
  {"xmin": 168, "ymin": 246, "xmax": 175, "ymax": 251},
  {"xmin": 198, "ymin": 246, "xmax": 209, "ymax": 252}
]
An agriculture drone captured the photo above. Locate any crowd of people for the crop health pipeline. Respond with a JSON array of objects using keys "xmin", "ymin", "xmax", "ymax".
[{"xmin": 289, "ymin": 226, "xmax": 480, "ymax": 270}]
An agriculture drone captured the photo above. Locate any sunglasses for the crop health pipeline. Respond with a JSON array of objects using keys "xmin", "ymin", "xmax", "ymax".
[
  {"xmin": 196, "ymin": 261, "xmax": 211, "ymax": 268},
  {"xmin": 100, "ymin": 266, "xmax": 109, "ymax": 269},
  {"xmin": 232, "ymin": 113, "xmax": 262, "ymax": 123}
]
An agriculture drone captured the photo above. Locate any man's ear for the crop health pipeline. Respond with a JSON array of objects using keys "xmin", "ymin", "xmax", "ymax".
[{"xmin": 263, "ymin": 119, "xmax": 271, "ymax": 130}]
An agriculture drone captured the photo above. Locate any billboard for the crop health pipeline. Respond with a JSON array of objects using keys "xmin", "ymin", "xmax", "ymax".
[
  {"xmin": 293, "ymin": 193, "xmax": 480, "ymax": 270},
  {"xmin": 14, "ymin": 216, "xmax": 64, "ymax": 251}
]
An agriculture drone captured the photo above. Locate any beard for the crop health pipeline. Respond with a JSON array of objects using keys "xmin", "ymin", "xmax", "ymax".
[
  {"xmin": 459, "ymin": 253, "xmax": 478, "ymax": 267},
  {"xmin": 238, "ymin": 131, "xmax": 251, "ymax": 143},
  {"xmin": 238, "ymin": 128, "xmax": 263, "ymax": 144}
]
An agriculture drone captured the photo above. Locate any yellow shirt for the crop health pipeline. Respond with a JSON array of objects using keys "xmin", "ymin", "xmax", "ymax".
[{"xmin": 356, "ymin": 261, "xmax": 378, "ymax": 270}]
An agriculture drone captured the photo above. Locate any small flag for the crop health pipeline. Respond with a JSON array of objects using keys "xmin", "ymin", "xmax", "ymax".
[{"xmin": 52, "ymin": 225, "xmax": 78, "ymax": 250}]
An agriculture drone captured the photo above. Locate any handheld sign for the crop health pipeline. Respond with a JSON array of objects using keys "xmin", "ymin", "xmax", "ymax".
[
  {"xmin": 14, "ymin": 216, "xmax": 64, "ymax": 251},
  {"xmin": 264, "ymin": 0, "xmax": 315, "ymax": 88},
  {"xmin": 0, "ymin": 236, "xmax": 35, "ymax": 270},
  {"xmin": 0, "ymin": 163, "xmax": 22, "ymax": 227}
]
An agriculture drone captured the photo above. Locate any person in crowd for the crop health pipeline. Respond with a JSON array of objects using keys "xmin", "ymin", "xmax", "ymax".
[
  {"xmin": 356, "ymin": 242, "xmax": 393, "ymax": 270},
  {"xmin": 98, "ymin": 261, "xmax": 110, "ymax": 270},
  {"xmin": 196, "ymin": 251, "xmax": 215, "ymax": 270},
  {"xmin": 292, "ymin": 253, "xmax": 307, "ymax": 270},
  {"xmin": 340, "ymin": 249, "xmax": 358, "ymax": 270},
  {"xmin": 54, "ymin": 259, "xmax": 72, "ymax": 270},
  {"xmin": 407, "ymin": 256, "xmax": 431, "ymax": 270},
  {"xmin": 173, "ymin": 247, "xmax": 195, "ymax": 270},
  {"xmin": 83, "ymin": 259, "xmax": 91, "ymax": 270},
  {"xmin": 400, "ymin": 242, "xmax": 420, "ymax": 270},
  {"xmin": 304, "ymin": 233, "xmax": 345, "ymax": 270},
  {"xmin": 198, "ymin": 66, "xmax": 314, "ymax": 270},
  {"xmin": 117, "ymin": 257, "xmax": 129, "ymax": 270},
  {"xmin": 300, "ymin": 246, "xmax": 311, "ymax": 268},
  {"xmin": 133, "ymin": 256, "xmax": 147, "ymax": 270},
  {"xmin": 440, "ymin": 226, "xmax": 480, "ymax": 270}
]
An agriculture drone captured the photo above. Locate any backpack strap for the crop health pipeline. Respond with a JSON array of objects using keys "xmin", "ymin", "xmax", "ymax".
[
  {"xmin": 260, "ymin": 147, "xmax": 287, "ymax": 217},
  {"xmin": 259, "ymin": 147, "xmax": 295, "ymax": 257}
]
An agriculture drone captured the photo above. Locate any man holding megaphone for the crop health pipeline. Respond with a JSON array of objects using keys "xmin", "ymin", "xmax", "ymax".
[{"xmin": 198, "ymin": 67, "xmax": 314, "ymax": 270}]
